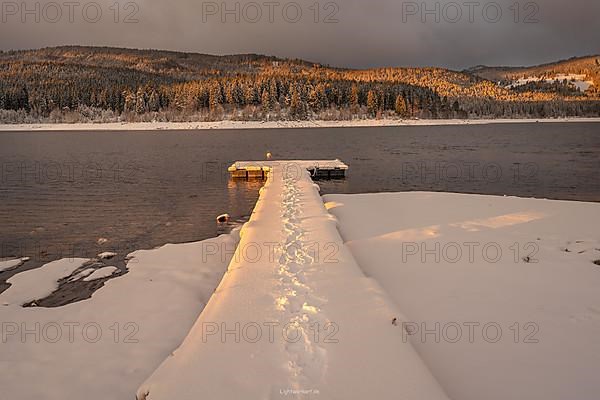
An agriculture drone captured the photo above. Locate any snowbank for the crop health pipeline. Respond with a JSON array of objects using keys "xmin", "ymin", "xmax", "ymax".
[
  {"xmin": 137, "ymin": 165, "xmax": 448, "ymax": 400},
  {"xmin": 1, "ymin": 117, "xmax": 600, "ymax": 131},
  {"xmin": 0, "ymin": 231, "xmax": 239, "ymax": 400},
  {"xmin": 1, "ymin": 258, "xmax": 89, "ymax": 306},
  {"xmin": 324, "ymin": 192, "xmax": 600, "ymax": 400},
  {"xmin": 68, "ymin": 267, "xmax": 96, "ymax": 282},
  {"xmin": 83, "ymin": 266, "xmax": 118, "ymax": 281},
  {"xmin": 0, "ymin": 258, "xmax": 27, "ymax": 272}
]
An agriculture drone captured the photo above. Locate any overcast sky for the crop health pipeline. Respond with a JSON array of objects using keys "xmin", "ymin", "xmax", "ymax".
[{"xmin": 1, "ymin": 0, "xmax": 598, "ymax": 69}]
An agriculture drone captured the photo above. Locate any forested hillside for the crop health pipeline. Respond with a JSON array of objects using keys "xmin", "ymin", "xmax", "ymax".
[
  {"xmin": 467, "ymin": 56, "xmax": 600, "ymax": 97},
  {"xmin": 467, "ymin": 55, "xmax": 600, "ymax": 82},
  {"xmin": 1, "ymin": 46, "xmax": 599, "ymax": 123}
]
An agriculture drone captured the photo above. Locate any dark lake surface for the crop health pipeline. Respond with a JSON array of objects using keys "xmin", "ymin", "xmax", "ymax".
[{"xmin": 1, "ymin": 122, "xmax": 599, "ymax": 274}]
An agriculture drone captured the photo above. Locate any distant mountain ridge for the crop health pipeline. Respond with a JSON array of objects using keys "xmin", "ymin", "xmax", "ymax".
[{"xmin": 0, "ymin": 45, "xmax": 303, "ymax": 79}]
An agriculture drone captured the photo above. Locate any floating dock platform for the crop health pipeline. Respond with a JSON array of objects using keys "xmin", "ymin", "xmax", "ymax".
[{"xmin": 228, "ymin": 159, "xmax": 348, "ymax": 179}]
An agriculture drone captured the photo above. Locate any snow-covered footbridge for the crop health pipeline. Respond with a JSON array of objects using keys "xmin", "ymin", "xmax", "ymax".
[{"xmin": 137, "ymin": 161, "xmax": 448, "ymax": 400}]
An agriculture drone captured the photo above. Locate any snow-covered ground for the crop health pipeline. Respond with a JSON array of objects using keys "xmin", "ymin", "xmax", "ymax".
[
  {"xmin": 324, "ymin": 192, "xmax": 600, "ymax": 400},
  {"xmin": 0, "ymin": 232, "xmax": 239, "ymax": 400},
  {"xmin": 1, "ymin": 258, "xmax": 90, "ymax": 306},
  {"xmin": 83, "ymin": 266, "xmax": 118, "ymax": 281},
  {"xmin": 506, "ymin": 74, "xmax": 594, "ymax": 92},
  {"xmin": 1, "ymin": 117, "xmax": 600, "ymax": 132},
  {"xmin": 3, "ymin": 164, "xmax": 599, "ymax": 399},
  {"xmin": 137, "ymin": 165, "xmax": 448, "ymax": 400},
  {"xmin": 0, "ymin": 257, "xmax": 28, "ymax": 272}
]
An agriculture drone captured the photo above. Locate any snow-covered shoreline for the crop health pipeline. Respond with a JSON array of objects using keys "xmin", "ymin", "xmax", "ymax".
[
  {"xmin": 0, "ymin": 232, "xmax": 240, "ymax": 400},
  {"xmin": 325, "ymin": 191, "xmax": 600, "ymax": 400},
  {"xmin": 2, "ymin": 166, "xmax": 600, "ymax": 399},
  {"xmin": 1, "ymin": 117, "xmax": 600, "ymax": 131}
]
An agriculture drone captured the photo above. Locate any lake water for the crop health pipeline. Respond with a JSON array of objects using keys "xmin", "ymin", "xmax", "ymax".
[{"xmin": 1, "ymin": 123, "xmax": 599, "ymax": 296}]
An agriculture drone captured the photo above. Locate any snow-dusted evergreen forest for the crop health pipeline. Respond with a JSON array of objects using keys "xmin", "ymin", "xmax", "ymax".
[{"xmin": 1, "ymin": 46, "xmax": 599, "ymax": 123}]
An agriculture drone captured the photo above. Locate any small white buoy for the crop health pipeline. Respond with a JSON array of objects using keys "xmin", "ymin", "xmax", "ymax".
[
  {"xmin": 216, "ymin": 213, "xmax": 230, "ymax": 223},
  {"xmin": 266, "ymin": 152, "xmax": 272, "ymax": 160}
]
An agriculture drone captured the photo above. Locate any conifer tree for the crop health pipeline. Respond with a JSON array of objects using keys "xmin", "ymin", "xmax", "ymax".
[
  {"xmin": 261, "ymin": 89, "xmax": 270, "ymax": 115},
  {"xmin": 395, "ymin": 95, "xmax": 408, "ymax": 117},
  {"xmin": 209, "ymin": 82, "xmax": 222, "ymax": 111},
  {"xmin": 123, "ymin": 89, "xmax": 136, "ymax": 113},
  {"xmin": 367, "ymin": 90, "xmax": 378, "ymax": 116},
  {"xmin": 290, "ymin": 86, "xmax": 307, "ymax": 119},
  {"xmin": 148, "ymin": 90, "xmax": 160, "ymax": 112},
  {"xmin": 350, "ymin": 84, "xmax": 360, "ymax": 111},
  {"xmin": 269, "ymin": 79, "xmax": 278, "ymax": 109},
  {"xmin": 135, "ymin": 87, "xmax": 147, "ymax": 114}
]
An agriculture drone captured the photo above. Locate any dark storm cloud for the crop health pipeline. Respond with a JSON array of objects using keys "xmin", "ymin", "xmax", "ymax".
[{"xmin": 0, "ymin": 0, "xmax": 598, "ymax": 69}]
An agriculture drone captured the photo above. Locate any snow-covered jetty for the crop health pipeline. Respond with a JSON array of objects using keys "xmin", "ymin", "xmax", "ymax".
[
  {"xmin": 137, "ymin": 161, "xmax": 447, "ymax": 400},
  {"xmin": 228, "ymin": 159, "xmax": 348, "ymax": 179}
]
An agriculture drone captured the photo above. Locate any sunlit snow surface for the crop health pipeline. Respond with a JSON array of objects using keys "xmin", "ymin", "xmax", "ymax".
[
  {"xmin": 83, "ymin": 266, "xmax": 118, "ymax": 281},
  {"xmin": 3, "ymin": 180, "xmax": 600, "ymax": 399},
  {"xmin": 137, "ymin": 166, "xmax": 448, "ymax": 400},
  {"xmin": 325, "ymin": 191, "xmax": 600, "ymax": 400},
  {"xmin": 0, "ymin": 231, "xmax": 239, "ymax": 400},
  {"xmin": 0, "ymin": 257, "xmax": 28, "ymax": 272}
]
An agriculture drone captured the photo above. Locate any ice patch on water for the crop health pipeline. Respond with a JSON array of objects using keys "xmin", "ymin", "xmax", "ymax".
[{"xmin": 83, "ymin": 266, "xmax": 118, "ymax": 281}]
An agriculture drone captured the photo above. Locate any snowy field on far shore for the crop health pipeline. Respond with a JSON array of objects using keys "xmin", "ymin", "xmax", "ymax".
[
  {"xmin": 1, "ymin": 117, "xmax": 600, "ymax": 132},
  {"xmin": 0, "ymin": 231, "xmax": 239, "ymax": 400},
  {"xmin": 324, "ymin": 192, "xmax": 600, "ymax": 400}
]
